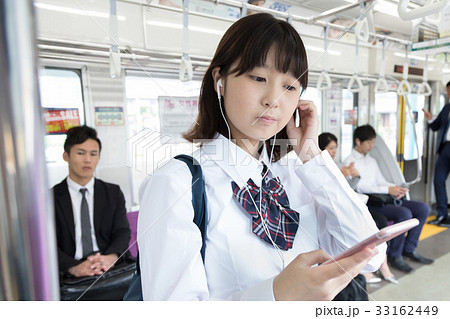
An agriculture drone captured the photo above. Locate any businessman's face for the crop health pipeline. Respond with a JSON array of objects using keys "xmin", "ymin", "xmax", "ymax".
[
  {"xmin": 359, "ymin": 138, "xmax": 375, "ymax": 155},
  {"xmin": 63, "ymin": 138, "xmax": 100, "ymax": 185}
]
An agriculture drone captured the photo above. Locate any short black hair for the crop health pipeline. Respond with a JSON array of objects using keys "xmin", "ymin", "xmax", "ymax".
[
  {"xmin": 446, "ymin": 81, "xmax": 450, "ymax": 87},
  {"xmin": 318, "ymin": 132, "xmax": 338, "ymax": 151},
  {"xmin": 64, "ymin": 125, "xmax": 102, "ymax": 154},
  {"xmin": 353, "ymin": 124, "xmax": 376, "ymax": 146}
]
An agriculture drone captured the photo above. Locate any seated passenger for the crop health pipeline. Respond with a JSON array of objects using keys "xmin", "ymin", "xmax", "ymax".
[
  {"xmin": 318, "ymin": 132, "xmax": 361, "ymax": 189},
  {"xmin": 343, "ymin": 125, "xmax": 433, "ymax": 273},
  {"xmin": 319, "ymin": 132, "xmax": 398, "ymax": 284},
  {"xmin": 53, "ymin": 125, "xmax": 130, "ymax": 277}
]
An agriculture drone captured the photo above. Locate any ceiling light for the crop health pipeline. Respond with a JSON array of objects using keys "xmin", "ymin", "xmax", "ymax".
[
  {"xmin": 34, "ymin": 3, "xmax": 126, "ymax": 21},
  {"xmin": 146, "ymin": 21, "xmax": 224, "ymax": 36},
  {"xmin": 394, "ymin": 52, "xmax": 437, "ymax": 62},
  {"xmin": 305, "ymin": 45, "xmax": 341, "ymax": 56}
]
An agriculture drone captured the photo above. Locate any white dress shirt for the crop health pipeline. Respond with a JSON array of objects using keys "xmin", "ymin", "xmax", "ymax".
[
  {"xmin": 67, "ymin": 176, "xmax": 99, "ymax": 259},
  {"xmin": 138, "ymin": 134, "xmax": 385, "ymax": 300},
  {"xmin": 343, "ymin": 149, "xmax": 396, "ymax": 194}
]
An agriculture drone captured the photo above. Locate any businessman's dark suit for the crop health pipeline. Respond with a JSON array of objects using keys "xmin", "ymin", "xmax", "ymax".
[
  {"xmin": 53, "ymin": 178, "xmax": 130, "ymax": 274},
  {"xmin": 429, "ymin": 103, "xmax": 450, "ymax": 219}
]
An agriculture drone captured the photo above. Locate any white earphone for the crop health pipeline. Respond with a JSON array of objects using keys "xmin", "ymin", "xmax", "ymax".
[{"xmin": 216, "ymin": 79, "xmax": 222, "ymax": 100}]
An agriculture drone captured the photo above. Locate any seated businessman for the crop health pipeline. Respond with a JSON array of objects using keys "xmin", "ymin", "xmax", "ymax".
[{"xmin": 53, "ymin": 125, "xmax": 130, "ymax": 277}]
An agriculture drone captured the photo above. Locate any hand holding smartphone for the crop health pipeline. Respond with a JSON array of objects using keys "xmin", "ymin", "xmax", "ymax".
[{"xmin": 322, "ymin": 218, "xmax": 419, "ymax": 265}]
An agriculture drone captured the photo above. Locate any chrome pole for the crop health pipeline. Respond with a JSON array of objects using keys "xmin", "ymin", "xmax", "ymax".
[{"xmin": 0, "ymin": 0, "xmax": 59, "ymax": 300}]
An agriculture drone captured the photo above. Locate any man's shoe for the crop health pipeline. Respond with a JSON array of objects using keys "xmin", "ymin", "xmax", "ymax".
[
  {"xmin": 402, "ymin": 251, "xmax": 434, "ymax": 264},
  {"xmin": 388, "ymin": 255, "xmax": 414, "ymax": 273},
  {"xmin": 438, "ymin": 217, "xmax": 450, "ymax": 227},
  {"xmin": 428, "ymin": 215, "xmax": 446, "ymax": 225}
]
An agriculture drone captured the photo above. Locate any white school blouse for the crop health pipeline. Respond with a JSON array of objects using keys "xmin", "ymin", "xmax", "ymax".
[
  {"xmin": 343, "ymin": 149, "xmax": 396, "ymax": 195},
  {"xmin": 138, "ymin": 134, "xmax": 385, "ymax": 300}
]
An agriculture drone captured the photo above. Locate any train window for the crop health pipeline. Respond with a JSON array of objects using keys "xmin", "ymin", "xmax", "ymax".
[
  {"xmin": 404, "ymin": 94, "xmax": 425, "ymax": 161},
  {"xmin": 39, "ymin": 68, "xmax": 85, "ymax": 187},
  {"xmin": 125, "ymin": 74, "xmax": 202, "ymax": 206},
  {"xmin": 340, "ymin": 89, "xmax": 356, "ymax": 161},
  {"xmin": 374, "ymin": 92, "xmax": 398, "ymax": 158}
]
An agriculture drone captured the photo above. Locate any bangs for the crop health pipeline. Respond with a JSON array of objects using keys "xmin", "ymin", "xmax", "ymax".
[{"xmin": 229, "ymin": 19, "xmax": 308, "ymax": 89}]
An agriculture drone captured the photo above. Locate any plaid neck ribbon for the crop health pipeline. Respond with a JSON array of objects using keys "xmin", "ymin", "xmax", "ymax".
[{"xmin": 231, "ymin": 164, "xmax": 299, "ymax": 250}]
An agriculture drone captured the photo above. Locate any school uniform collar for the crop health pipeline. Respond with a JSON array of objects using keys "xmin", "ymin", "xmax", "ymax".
[
  {"xmin": 67, "ymin": 175, "xmax": 95, "ymax": 195},
  {"xmin": 201, "ymin": 133, "xmax": 275, "ymax": 188}
]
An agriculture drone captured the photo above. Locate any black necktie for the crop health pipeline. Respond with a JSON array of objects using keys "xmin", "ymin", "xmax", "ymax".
[{"xmin": 80, "ymin": 188, "xmax": 93, "ymax": 258}]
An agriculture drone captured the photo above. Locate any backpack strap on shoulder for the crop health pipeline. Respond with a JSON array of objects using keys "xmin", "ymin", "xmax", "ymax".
[
  {"xmin": 174, "ymin": 154, "xmax": 207, "ymax": 262},
  {"xmin": 123, "ymin": 155, "xmax": 207, "ymax": 301}
]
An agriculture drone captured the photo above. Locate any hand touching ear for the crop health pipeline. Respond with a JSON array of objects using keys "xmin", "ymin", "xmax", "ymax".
[{"xmin": 286, "ymin": 100, "xmax": 321, "ymax": 163}]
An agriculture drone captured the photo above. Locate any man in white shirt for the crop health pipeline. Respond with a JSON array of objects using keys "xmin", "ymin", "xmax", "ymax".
[
  {"xmin": 423, "ymin": 81, "xmax": 450, "ymax": 227},
  {"xmin": 344, "ymin": 125, "xmax": 433, "ymax": 273}
]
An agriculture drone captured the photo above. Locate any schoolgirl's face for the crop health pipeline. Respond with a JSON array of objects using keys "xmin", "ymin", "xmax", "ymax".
[{"xmin": 220, "ymin": 46, "xmax": 301, "ymax": 151}]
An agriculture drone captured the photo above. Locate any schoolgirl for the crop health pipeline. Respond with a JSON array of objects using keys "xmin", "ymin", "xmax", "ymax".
[{"xmin": 137, "ymin": 13, "xmax": 385, "ymax": 300}]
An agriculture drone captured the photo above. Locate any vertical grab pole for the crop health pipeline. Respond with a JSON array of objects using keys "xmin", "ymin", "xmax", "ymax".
[
  {"xmin": 0, "ymin": 0, "xmax": 60, "ymax": 300},
  {"xmin": 398, "ymin": 96, "xmax": 406, "ymax": 172}
]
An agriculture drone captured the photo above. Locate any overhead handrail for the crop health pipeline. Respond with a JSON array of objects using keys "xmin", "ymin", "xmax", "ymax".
[
  {"xmin": 415, "ymin": 55, "xmax": 432, "ymax": 96},
  {"xmin": 398, "ymin": 0, "xmax": 448, "ymax": 21},
  {"xmin": 347, "ymin": 37, "xmax": 364, "ymax": 92},
  {"xmin": 179, "ymin": 0, "xmax": 193, "ymax": 81},
  {"xmin": 374, "ymin": 38, "xmax": 389, "ymax": 93},
  {"xmin": 317, "ymin": 24, "xmax": 332, "ymax": 91},
  {"xmin": 397, "ymin": 45, "xmax": 412, "ymax": 96}
]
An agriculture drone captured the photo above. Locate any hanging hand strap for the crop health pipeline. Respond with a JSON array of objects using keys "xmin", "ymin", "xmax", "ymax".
[
  {"xmin": 375, "ymin": 38, "xmax": 389, "ymax": 93},
  {"xmin": 179, "ymin": 0, "xmax": 193, "ymax": 82},
  {"xmin": 317, "ymin": 24, "xmax": 332, "ymax": 91},
  {"xmin": 416, "ymin": 55, "xmax": 432, "ymax": 96},
  {"xmin": 347, "ymin": 37, "xmax": 363, "ymax": 92},
  {"xmin": 397, "ymin": 45, "xmax": 412, "ymax": 96}
]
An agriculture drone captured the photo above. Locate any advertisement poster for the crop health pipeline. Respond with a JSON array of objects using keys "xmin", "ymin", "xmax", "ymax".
[
  {"xmin": 158, "ymin": 96, "xmax": 198, "ymax": 143},
  {"xmin": 344, "ymin": 109, "xmax": 357, "ymax": 125},
  {"xmin": 95, "ymin": 107, "xmax": 124, "ymax": 126},
  {"xmin": 43, "ymin": 108, "xmax": 80, "ymax": 134}
]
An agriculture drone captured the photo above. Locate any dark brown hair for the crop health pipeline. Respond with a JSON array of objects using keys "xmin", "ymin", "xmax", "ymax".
[
  {"xmin": 183, "ymin": 13, "xmax": 308, "ymax": 161},
  {"xmin": 318, "ymin": 132, "xmax": 338, "ymax": 151},
  {"xmin": 353, "ymin": 124, "xmax": 376, "ymax": 146},
  {"xmin": 64, "ymin": 125, "xmax": 102, "ymax": 154}
]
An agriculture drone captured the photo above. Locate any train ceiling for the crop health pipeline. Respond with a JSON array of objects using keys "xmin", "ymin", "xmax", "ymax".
[{"xmin": 277, "ymin": 0, "xmax": 439, "ymax": 41}]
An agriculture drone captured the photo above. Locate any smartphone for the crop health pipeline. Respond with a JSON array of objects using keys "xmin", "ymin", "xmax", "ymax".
[
  {"xmin": 322, "ymin": 218, "xmax": 419, "ymax": 265},
  {"xmin": 294, "ymin": 109, "xmax": 300, "ymax": 127}
]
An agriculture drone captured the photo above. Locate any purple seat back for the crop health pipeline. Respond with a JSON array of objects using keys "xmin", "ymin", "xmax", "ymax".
[{"xmin": 127, "ymin": 211, "xmax": 139, "ymax": 258}]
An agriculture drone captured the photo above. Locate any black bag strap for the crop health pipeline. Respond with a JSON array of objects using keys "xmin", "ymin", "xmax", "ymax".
[
  {"xmin": 174, "ymin": 154, "xmax": 208, "ymax": 261},
  {"xmin": 124, "ymin": 155, "xmax": 207, "ymax": 300}
]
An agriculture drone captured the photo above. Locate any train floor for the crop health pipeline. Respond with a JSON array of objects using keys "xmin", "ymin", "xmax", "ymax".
[{"xmin": 367, "ymin": 216, "xmax": 450, "ymax": 301}]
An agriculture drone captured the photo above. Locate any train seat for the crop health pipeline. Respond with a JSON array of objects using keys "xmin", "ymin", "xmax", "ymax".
[
  {"xmin": 369, "ymin": 135, "xmax": 410, "ymax": 201},
  {"xmin": 127, "ymin": 211, "xmax": 139, "ymax": 258}
]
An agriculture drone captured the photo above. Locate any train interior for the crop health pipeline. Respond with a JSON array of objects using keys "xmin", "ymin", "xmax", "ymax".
[{"xmin": 1, "ymin": 0, "xmax": 450, "ymax": 301}]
